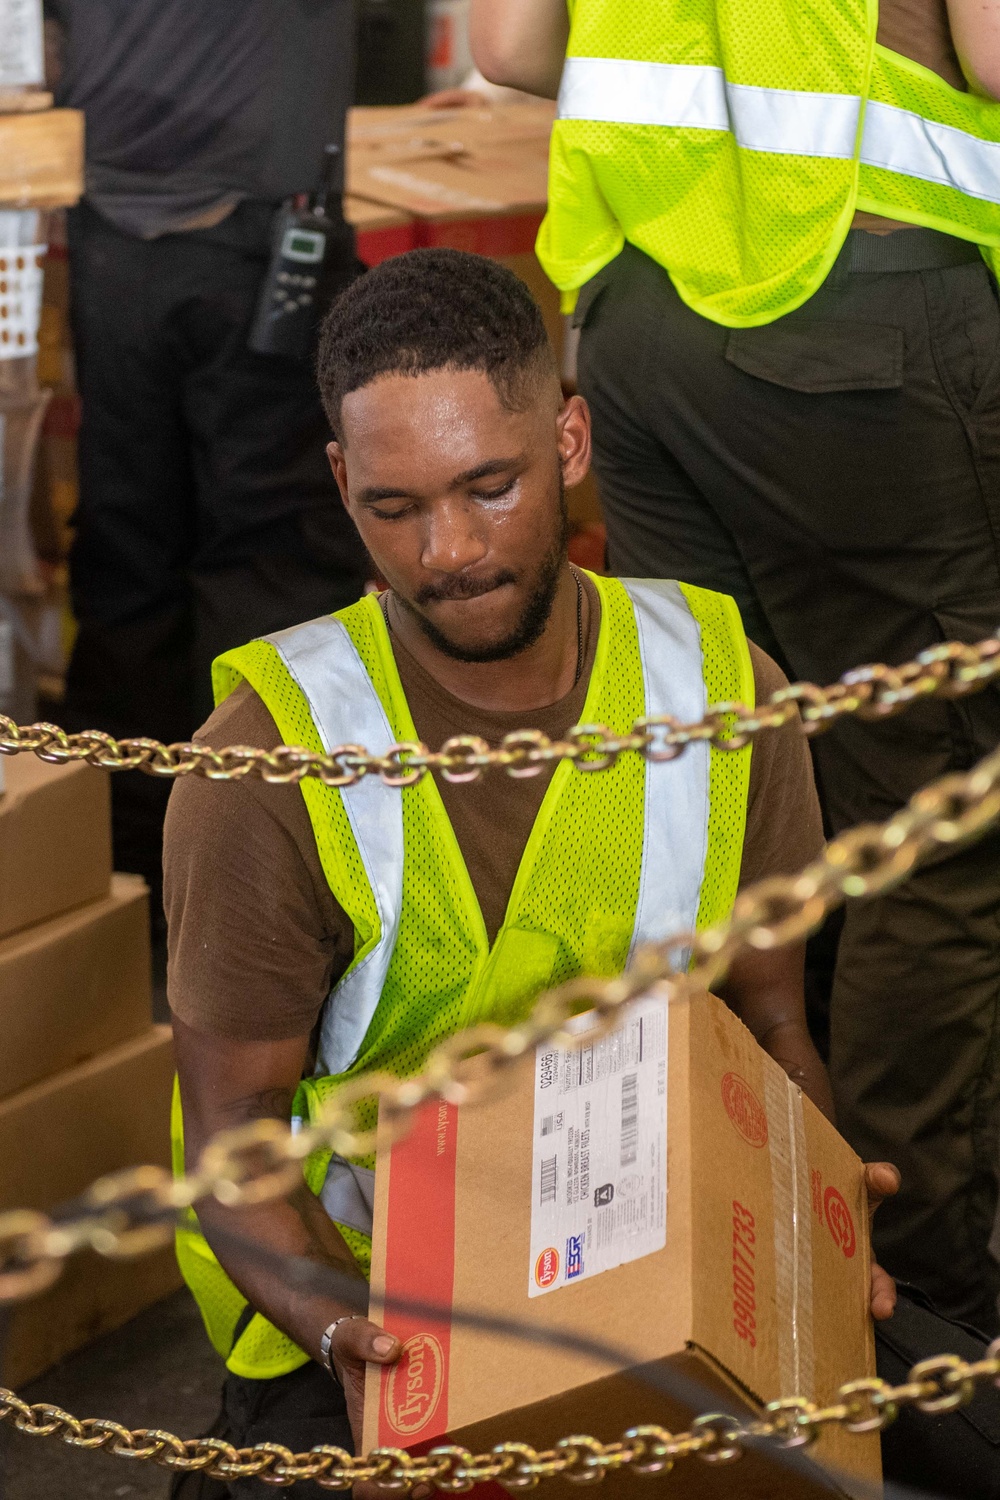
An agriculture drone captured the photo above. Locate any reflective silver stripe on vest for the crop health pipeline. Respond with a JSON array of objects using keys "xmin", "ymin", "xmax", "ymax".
[
  {"xmin": 558, "ymin": 58, "xmax": 859, "ymax": 157},
  {"xmin": 319, "ymin": 1156, "xmax": 377, "ymax": 1235},
  {"xmin": 558, "ymin": 57, "xmax": 1000, "ymax": 202},
  {"xmin": 264, "ymin": 615, "xmax": 403, "ymax": 1077},
  {"xmin": 861, "ymin": 99, "xmax": 1000, "ymax": 205},
  {"xmin": 620, "ymin": 580, "xmax": 709, "ymax": 967}
]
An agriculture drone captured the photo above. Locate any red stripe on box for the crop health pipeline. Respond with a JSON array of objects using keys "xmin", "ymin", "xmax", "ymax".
[
  {"xmin": 356, "ymin": 221, "xmax": 418, "ymax": 266},
  {"xmin": 414, "ymin": 212, "xmax": 544, "ymax": 258},
  {"xmin": 356, "ymin": 212, "xmax": 544, "ymax": 267},
  {"xmin": 378, "ymin": 1098, "xmax": 458, "ymax": 1447}
]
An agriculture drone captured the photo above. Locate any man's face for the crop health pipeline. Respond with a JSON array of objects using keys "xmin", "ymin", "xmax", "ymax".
[{"xmin": 328, "ymin": 367, "xmax": 591, "ymax": 663}]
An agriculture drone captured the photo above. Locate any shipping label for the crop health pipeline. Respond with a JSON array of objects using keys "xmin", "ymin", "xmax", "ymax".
[{"xmin": 528, "ymin": 997, "xmax": 667, "ymax": 1297}]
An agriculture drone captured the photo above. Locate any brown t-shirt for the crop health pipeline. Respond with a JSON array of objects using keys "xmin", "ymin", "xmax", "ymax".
[
  {"xmin": 165, "ymin": 576, "xmax": 824, "ymax": 1040},
  {"xmin": 855, "ymin": 0, "xmax": 967, "ymax": 232}
]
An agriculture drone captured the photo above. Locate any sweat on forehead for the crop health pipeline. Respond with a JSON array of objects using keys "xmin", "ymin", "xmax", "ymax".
[{"xmin": 316, "ymin": 247, "xmax": 558, "ymax": 436}]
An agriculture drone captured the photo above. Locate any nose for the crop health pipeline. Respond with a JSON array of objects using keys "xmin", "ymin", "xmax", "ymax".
[{"xmin": 420, "ymin": 497, "xmax": 488, "ymax": 576}]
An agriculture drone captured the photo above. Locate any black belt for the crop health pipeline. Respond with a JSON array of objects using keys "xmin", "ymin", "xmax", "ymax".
[{"xmin": 847, "ymin": 226, "xmax": 983, "ymax": 273}]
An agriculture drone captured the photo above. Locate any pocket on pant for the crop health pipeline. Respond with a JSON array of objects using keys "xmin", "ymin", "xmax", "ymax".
[
  {"xmin": 933, "ymin": 592, "xmax": 1000, "ymax": 644},
  {"xmin": 725, "ymin": 319, "xmax": 904, "ymax": 393}
]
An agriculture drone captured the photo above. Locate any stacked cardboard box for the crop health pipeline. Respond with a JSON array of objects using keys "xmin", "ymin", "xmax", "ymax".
[{"xmin": 0, "ymin": 753, "xmax": 180, "ymax": 1387}]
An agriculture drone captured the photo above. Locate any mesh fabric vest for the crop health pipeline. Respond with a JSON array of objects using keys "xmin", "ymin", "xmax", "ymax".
[
  {"xmin": 174, "ymin": 574, "xmax": 752, "ymax": 1378},
  {"xmin": 537, "ymin": 0, "xmax": 1000, "ymax": 326}
]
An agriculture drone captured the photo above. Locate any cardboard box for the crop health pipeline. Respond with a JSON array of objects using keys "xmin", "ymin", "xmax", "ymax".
[
  {"xmin": 0, "ymin": 108, "xmax": 84, "ymax": 208},
  {"xmin": 3, "ymin": 1243, "xmax": 182, "ymax": 1389},
  {"xmin": 0, "ymin": 1025, "xmax": 179, "ymax": 1384},
  {"xmin": 345, "ymin": 193, "xmax": 417, "ymax": 269},
  {"xmin": 365, "ymin": 992, "xmax": 880, "ymax": 1497},
  {"xmin": 0, "ymin": 871, "xmax": 151, "ymax": 1101},
  {"xmin": 0, "ymin": 1023, "xmax": 174, "ymax": 1215},
  {"xmin": 0, "ymin": 752, "xmax": 111, "ymax": 939},
  {"xmin": 347, "ymin": 101, "xmax": 552, "ymax": 247}
]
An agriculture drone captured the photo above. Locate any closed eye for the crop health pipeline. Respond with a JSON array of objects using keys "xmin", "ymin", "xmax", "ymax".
[
  {"xmin": 371, "ymin": 502, "xmax": 416, "ymax": 521},
  {"xmin": 471, "ymin": 478, "xmax": 516, "ymax": 501}
]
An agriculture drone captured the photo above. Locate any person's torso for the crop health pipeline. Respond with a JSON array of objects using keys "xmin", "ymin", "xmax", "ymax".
[
  {"xmin": 210, "ymin": 575, "xmax": 752, "ymax": 1088},
  {"xmin": 50, "ymin": 0, "xmax": 354, "ymax": 228}
]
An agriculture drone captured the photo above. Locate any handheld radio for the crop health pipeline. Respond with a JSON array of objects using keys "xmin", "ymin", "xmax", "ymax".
[{"xmin": 248, "ymin": 143, "xmax": 359, "ymax": 361}]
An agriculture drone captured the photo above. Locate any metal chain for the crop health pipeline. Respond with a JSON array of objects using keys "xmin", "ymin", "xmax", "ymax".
[
  {"xmin": 2, "ymin": 646, "xmax": 1000, "ymax": 1484},
  {"xmin": 1, "ymin": 633, "xmax": 998, "ymax": 787},
  {"xmin": 3, "ymin": 1344, "xmax": 1000, "ymax": 1488},
  {"xmin": 3, "ymin": 737, "xmax": 1000, "ymax": 1306}
]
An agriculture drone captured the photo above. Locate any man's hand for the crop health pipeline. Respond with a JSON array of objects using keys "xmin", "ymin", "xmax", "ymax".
[
  {"xmin": 329, "ymin": 1317, "xmax": 402, "ymax": 1450},
  {"xmin": 334, "ymin": 1321, "xmax": 432, "ymax": 1500},
  {"xmin": 866, "ymin": 1161, "xmax": 900, "ymax": 1321}
]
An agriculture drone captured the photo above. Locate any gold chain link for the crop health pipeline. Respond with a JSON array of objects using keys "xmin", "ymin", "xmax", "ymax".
[
  {"xmin": 3, "ymin": 1344, "xmax": 1000, "ymax": 1489},
  {"xmin": 2, "ymin": 633, "xmax": 998, "ymax": 786},
  {"xmin": 3, "ymin": 736, "xmax": 1000, "ymax": 1303}
]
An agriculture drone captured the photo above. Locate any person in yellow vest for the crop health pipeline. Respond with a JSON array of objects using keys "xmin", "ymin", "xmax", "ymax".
[
  {"xmin": 472, "ymin": 0, "xmax": 1000, "ymax": 1337},
  {"xmin": 165, "ymin": 249, "xmax": 896, "ymax": 1490}
]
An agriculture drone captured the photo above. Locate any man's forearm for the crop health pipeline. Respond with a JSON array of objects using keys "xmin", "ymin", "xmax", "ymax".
[
  {"xmin": 195, "ymin": 1184, "xmax": 367, "ymax": 1364},
  {"xmin": 172, "ymin": 1017, "xmax": 366, "ymax": 1363},
  {"xmin": 470, "ymin": 0, "xmax": 568, "ymax": 98},
  {"xmin": 755, "ymin": 1019, "xmax": 836, "ymax": 1124},
  {"xmin": 717, "ymin": 941, "xmax": 835, "ymax": 1123}
]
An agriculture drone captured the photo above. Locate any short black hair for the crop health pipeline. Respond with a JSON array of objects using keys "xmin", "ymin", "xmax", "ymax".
[{"xmin": 317, "ymin": 247, "xmax": 556, "ymax": 434}]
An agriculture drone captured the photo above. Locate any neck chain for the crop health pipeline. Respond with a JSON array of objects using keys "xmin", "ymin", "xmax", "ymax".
[{"xmin": 573, "ymin": 569, "xmax": 585, "ymax": 687}]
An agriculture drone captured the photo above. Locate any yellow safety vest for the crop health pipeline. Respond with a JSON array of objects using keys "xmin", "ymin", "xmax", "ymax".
[
  {"xmin": 174, "ymin": 573, "xmax": 753, "ymax": 1378},
  {"xmin": 537, "ymin": 0, "xmax": 1000, "ymax": 326}
]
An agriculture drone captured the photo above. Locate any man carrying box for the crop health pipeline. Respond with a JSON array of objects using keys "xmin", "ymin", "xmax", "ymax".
[{"xmin": 165, "ymin": 249, "xmax": 896, "ymax": 1488}]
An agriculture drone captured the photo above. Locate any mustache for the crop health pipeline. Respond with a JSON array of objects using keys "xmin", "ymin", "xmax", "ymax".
[{"xmin": 414, "ymin": 568, "xmax": 518, "ymax": 605}]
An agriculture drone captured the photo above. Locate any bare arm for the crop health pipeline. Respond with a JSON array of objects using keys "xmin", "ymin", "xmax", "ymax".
[
  {"xmin": 946, "ymin": 0, "xmax": 1000, "ymax": 98},
  {"xmin": 717, "ymin": 940, "xmax": 835, "ymax": 1122},
  {"xmin": 172, "ymin": 1014, "xmax": 400, "ymax": 1445},
  {"xmin": 469, "ymin": 0, "xmax": 568, "ymax": 98}
]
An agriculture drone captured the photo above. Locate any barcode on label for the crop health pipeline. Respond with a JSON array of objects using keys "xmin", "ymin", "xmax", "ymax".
[
  {"xmin": 541, "ymin": 1116, "xmax": 554, "ymax": 1136},
  {"xmin": 620, "ymin": 1073, "xmax": 638, "ymax": 1166},
  {"xmin": 540, "ymin": 1156, "xmax": 558, "ymax": 1205}
]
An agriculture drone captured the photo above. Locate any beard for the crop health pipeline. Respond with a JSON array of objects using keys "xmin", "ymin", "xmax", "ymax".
[{"xmin": 400, "ymin": 481, "xmax": 570, "ymax": 665}]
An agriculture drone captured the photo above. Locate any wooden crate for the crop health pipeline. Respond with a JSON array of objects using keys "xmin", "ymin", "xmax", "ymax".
[{"xmin": 0, "ymin": 109, "xmax": 83, "ymax": 208}]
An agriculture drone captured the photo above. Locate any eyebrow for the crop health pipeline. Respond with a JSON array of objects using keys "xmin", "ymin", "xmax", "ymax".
[{"xmin": 356, "ymin": 454, "xmax": 527, "ymax": 507}]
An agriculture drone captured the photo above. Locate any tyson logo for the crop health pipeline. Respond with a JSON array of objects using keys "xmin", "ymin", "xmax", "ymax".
[
  {"xmin": 823, "ymin": 1186, "xmax": 857, "ymax": 1259},
  {"xmin": 534, "ymin": 1247, "xmax": 560, "ymax": 1288},
  {"xmin": 721, "ymin": 1072, "xmax": 768, "ymax": 1148},
  {"xmin": 383, "ymin": 1333, "xmax": 445, "ymax": 1437}
]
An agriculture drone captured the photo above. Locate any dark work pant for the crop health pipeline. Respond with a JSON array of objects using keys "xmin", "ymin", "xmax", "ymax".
[
  {"xmin": 578, "ymin": 243, "xmax": 1000, "ymax": 1332},
  {"xmin": 168, "ymin": 1362, "xmax": 353, "ymax": 1500},
  {"xmin": 63, "ymin": 201, "xmax": 368, "ymax": 900},
  {"xmin": 225, "ymin": 1363, "xmax": 353, "ymax": 1498}
]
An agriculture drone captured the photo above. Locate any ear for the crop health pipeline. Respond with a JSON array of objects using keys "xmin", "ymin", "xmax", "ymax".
[
  {"xmin": 327, "ymin": 441, "xmax": 350, "ymax": 512},
  {"xmin": 555, "ymin": 394, "xmax": 592, "ymax": 489}
]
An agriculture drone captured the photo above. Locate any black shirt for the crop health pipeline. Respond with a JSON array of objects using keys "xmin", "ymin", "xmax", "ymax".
[{"xmin": 46, "ymin": 0, "xmax": 355, "ymax": 239}]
